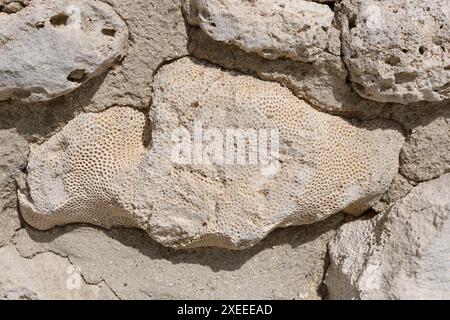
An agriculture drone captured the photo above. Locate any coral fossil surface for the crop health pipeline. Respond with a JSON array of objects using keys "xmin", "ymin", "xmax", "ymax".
[
  {"xmin": 0, "ymin": 0, "xmax": 449, "ymax": 300},
  {"xmin": 20, "ymin": 58, "xmax": 404, "ymax": 249}
]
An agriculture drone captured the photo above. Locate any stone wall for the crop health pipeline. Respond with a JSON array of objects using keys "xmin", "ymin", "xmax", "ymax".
[{"xmin": 0, "ymin": 0, "xmax": 448, "ymax": 299}]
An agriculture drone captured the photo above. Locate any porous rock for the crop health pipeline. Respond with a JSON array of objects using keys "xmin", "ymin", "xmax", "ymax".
[
  {"xmin": 339, "ymin": 0, "xmax": 450, "ymax": 104},
  {"xmin": 326, "ymin": 173, "xmax": 450, "ymax": 299},
  {"xmin": 0, "ymin": 0, "xmax": 128, "ymax": 102},
  {"xmin": 19, "ymin": 58, "xmax": 404, "ymax": 249},
  {"xmin": 183, "ymin": 0, "xmax": 334, "ymax": 63}
]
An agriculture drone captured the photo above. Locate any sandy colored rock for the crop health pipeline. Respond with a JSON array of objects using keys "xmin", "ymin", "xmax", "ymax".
[
  {"xmin": 0, "ymin": 130, "xmax": 29, "ymax": 247},
  {"xmin": 183, "ymin": 0, "xmax": 334, "ymax": 63},
  {"xmin": 0, "ymin": 0, "xmax": 128, "ymax": 102},
  {"xmin": 339, "ymin": 0, "xmax": 450, "ymax": 104},
  {"xmin": 20, "ymin": 58, "xmax": 404, "ymax": 249},
  {"xmin": 326, "ymin": 173, "xmax": 450, "ymax": 299},
  {"xmin": 384, "ymin": 102, "xmax": 450, "ymax": 182}
]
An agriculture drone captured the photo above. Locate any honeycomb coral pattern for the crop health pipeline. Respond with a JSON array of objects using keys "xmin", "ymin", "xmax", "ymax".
[
  {"xmin": 20, "ymin": 58, "xmax": 405, "ymax": 249},
  {"xmin": 20, "ymin": 107, "xmax": 147, "ymax": 230}
]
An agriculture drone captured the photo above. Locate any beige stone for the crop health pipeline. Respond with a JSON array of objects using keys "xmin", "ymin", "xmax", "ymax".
[
  {"xmin": 0, "ymin": 0, "xmax": 128, "ymax": 102},
  {"xmin": 183, "ymin": 0, "xmax": 334, "ymax": 63},
  {"xmin": 326, "ymin": 173, "xmax": 450, "ymax": 299},
  {"xmin": 339, "ymin": 0, "xmax": 450, "ymax": 104}
]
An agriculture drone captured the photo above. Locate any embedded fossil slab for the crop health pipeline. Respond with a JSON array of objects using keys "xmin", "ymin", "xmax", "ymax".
[
  {"xmin": 19, "ymin": 58, "xmax": 404, "ymax": 249},
  {"xmin": 0, "ymin": 0, "xmax": 128, "ymax": 102},
  {"xmin": 340, "ymin": 0, "xmax": 450, "ymax": 104},
  {"xmin": 182, "ymin": 0, "xmax": 334, "ymax": 63}
]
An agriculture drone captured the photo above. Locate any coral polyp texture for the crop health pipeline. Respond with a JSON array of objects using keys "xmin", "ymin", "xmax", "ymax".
[
  {"xmin": 19, "ymin": 107, "xmax": 146, "ymax": 230},
  {"xmin": 19, "ymin": 58, "xmax": 404, "ymax": 249},
  {"xmin": 0, "ymin": 0, "xmax": 128, "ymax": 102}
]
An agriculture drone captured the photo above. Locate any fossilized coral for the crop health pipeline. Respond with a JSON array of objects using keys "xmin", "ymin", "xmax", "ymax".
[{"xmin": 19, "ymin": 58, "xmax": 404, "ymax": 249}]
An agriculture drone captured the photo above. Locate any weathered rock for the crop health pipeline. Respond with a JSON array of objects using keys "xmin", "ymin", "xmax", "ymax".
[
  {"xmin": 326, "ymin": 173, "xmax": 450, "ymax": 299},
  {"xmin": 381, "ymin": 173, "xmax": 413, "ymax": 204},
  {"xmin": 19, "ymin": 58, "xmax": 404, "ymax": 249},
  {"xmin": 400, "ymin": 115, "xmax": 450, "ymax": 182},
  {"xmin": 0, "ymin": 0, "xmax": 128, "ymax": 102},
  {"xmin": 0, "ymin": 0, "xmax": 29, "ymax": 13},
  {"xmin": 384, "ymin": 102, "xmax": 450, "ymax": 182},
  {"xmin": 339, "ymin": 0, "xmax": 450, "ymax": 104},
  {"xmin": 77, "ymin": 0, "xmax": 189, "ymax": 111},
  {"xmin": 183, "ymin": 0, "xmax": 334, "ymax": 63},
  {"xmin": 14, "ymin": 214, "xmax": 343, "ymax": 299},
  {"xmin": 0, "ymin": 130, "xmax": 29, "ymax": 247},
  {"xmin": 189, "ymin": 27, "xmax": 383, "ymax": 116}
]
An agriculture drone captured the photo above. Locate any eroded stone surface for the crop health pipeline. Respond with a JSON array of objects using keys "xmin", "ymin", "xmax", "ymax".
[
  {"xmin": 383, "ymin": 102, "xmax": 450, "ymax": 182},
  {"xmin": 19, "ymin": 58, "xmax": 404, "ymax": 249},
  {"xmin": 189, "ymin": 27, "xmax": 383, "ymax": 116},
  {"xmin": 0, "ymin": 0, "xmax": 128, "ymax": 102},
  {"xmin": 77, "ymin": 0, "xmax": 189, "ymax": 111},
  {"xmin": 400, "ymin": 115, "xmax": 450, "ymax": 182},
  {"xmin": 183, "ymin": 0, "xmax": 334, "ymax": 63},
  {"xmin": 326, "ymin": 173, "xmax": 450, "ymax": 299},
  {"xmin": 340, "ymin": 0, "xmax": 450, "ymax": 104}
]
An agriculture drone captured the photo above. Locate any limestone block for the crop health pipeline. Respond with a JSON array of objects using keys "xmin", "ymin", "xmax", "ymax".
[{"xmin": 0, "ymin": 0, "xmax": 128, "ymax": 102}]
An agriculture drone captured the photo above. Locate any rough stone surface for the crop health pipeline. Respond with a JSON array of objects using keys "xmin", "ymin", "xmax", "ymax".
[
  {"xmin": 400, "ymin": 115, "xmax": 450, "ymax": 182},
  {"xmin": 183, "ymin": 0, "xmax": 334, "ymax": 63},
  {"xmin": 0, "ymin": 0, "xmax": 129, "ymax": 102},
  {"xmin": 382, "ymin": 101, "xmax": 450, "ymax": 183},
  {"xmin": 19, "ymin": 58, "xmax": 404, "ymax": 249},
  {"xmin": 0, "ymin": 0, "xmax": 448, "ymax": 300},
  {"xmin": 326, "ymin": 173, "xmax": 450, "ymax": 299},
  {"xmin": 0, "ymin": 0, "xmax": 29, "ymax": 13},
  {"xmin": 76, "ymin": 0, "xmax": 189, "ymax": 111},
  {"xmin": 13, "ymin": 214, "xmax": 342, "ymax": 299},
  {"xmin": 381, "ymin": 173, "xmax": 413, "ymax": 204},
  {"xmin": 189, "ymin": 27, "xmax": 383, "ymax": 116},
  {"xmin": 0, "ymin": 130, "xmax": 29, "ymax": 247},
  {"xmin": 340, "ymin": 0, "xmax": 450, "ymax": 104}
]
